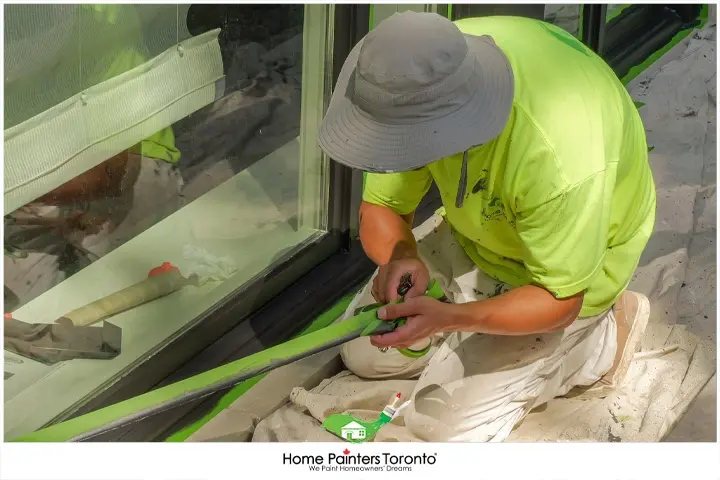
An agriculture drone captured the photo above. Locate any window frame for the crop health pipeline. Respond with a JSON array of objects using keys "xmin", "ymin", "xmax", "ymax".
[
  {"xmin": 590, "ymin": 4, "xmax": 706, "ymax": 80},
  {"xmin": 446, "ymin": 3, "xmax": 707, "ymax": 81}
]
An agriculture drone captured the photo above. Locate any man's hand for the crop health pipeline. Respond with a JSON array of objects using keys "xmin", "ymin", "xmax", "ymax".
[
  {"xmin": 371, "ymin": 284, "xmax": 585, "ymax": 348},
  {"xmin": 372, "ymin": 256, "xmax": 430, "ymax": 303},
  {"xmin": 370, "ymin": 296, "xmax": 456, "ymax": 349}
]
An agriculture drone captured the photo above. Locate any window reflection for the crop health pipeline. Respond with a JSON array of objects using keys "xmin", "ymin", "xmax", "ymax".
[
  {"xmin": 544, "ymin": 4, "xmax": 581, "ymax": 37},
  {"xmin": 4, "ymin": 4, "xmax": 332, "ymax": 440}
]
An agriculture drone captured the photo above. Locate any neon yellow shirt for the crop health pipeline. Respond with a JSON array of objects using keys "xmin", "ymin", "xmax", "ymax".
[{"xmin": 362, "ymin": 16, "xmax": 656, "ymax": 317}]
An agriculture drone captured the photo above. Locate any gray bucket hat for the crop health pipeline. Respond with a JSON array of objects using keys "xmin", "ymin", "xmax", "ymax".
[{"xmin": 317, "ymin": 11, "xmax": 514, "ymax": 180}]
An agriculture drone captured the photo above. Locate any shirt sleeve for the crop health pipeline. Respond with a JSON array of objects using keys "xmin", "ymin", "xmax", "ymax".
[
  {"xmin": 362, "ymin": 168, "xmax": 433, "ymax": 216},
  {"xmin": 515, "ymin": 172, "xmax": 611, "ymax": 299}
]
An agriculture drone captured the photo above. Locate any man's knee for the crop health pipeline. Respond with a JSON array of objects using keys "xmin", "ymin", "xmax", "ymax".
[
  {"xmin": 402, "ymin": 384, "xmax": 458, "ymax": 441},
  {"xmin": 402, "ymin": 381, "xmax": 520, "ymax": 442},
  {"xmin": 340, "ymin": 336, "xmax": 430, "ymax": 380}
]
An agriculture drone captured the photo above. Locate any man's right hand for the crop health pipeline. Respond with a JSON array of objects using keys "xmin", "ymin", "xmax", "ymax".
[{"xmin": 371, "ymin": 256, "xmax": 430, "ymax": 303}]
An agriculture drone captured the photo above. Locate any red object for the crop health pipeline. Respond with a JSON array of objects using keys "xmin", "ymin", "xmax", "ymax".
[
  {"xmin": 396, "ymin": 392, "xmax": 401, "ymax": 398},
  {"xmin": 4, "ymin": 313, "xmax": 12, "ymax": 319},
  {"xmin": 147, "ymin": 262, "xmax": 180, "ymax": 278}
]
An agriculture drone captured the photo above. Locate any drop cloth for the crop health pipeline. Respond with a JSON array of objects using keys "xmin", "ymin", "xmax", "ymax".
[{"xmin": 205, "ymin": 24, "xmax": 718, "ymax": 443}]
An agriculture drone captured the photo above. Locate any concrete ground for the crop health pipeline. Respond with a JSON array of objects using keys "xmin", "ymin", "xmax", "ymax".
[
  {"xmin": 665, "ymin": 374, "xmax": 716, "ymax": 441},
  {"xmin": 637, "ymin": 22, "xmax": 717, "ymax": 442},
  {"xmin": 548, "ymin": 3, "xmax": 717, "ymax": 442}
]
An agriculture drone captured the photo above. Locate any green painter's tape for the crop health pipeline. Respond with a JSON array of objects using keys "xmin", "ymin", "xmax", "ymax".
[
  {"xmin": 15, "ymin": 282, "xmax": 446, "ymax": 442},
  {"xmin": 165, "ymin": 292, "xmax": 357, "ymax": 442},
  {"xmin": 12, "ymin": 309, "xmax": 383, "ymax": 442}
]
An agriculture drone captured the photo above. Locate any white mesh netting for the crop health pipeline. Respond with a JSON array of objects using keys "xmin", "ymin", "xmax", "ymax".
[
  {"xmin": 5, "ymin": 4, "xmax": 192, "ymax": 129},
  {"xmin": 4, "ymin": 4, "xmax": 223, "ymax": 213}
]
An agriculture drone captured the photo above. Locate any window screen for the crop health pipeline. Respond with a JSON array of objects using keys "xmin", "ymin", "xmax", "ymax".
[{"xmin": 4, "ymin": 4, "xmax": 224, "ymax": 213}]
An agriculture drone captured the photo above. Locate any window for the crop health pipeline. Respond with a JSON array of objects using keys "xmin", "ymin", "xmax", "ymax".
[
  {"xmin": 606, "ymin": 4, "xmax": 629, "ymax": 22},
  {"xmin": 451, "ymin": 4, "xmax": 545, "ymax": 21},
  {"xmin": 542, "ymin": 5, "xmax": 637, "ymax": 39},
  {"xmin": 544, "ymin": 4, "xmax": 581, "ymax": 37},
  {"xmin": 370, "ymin": 4, "xmax": 445, "ymax": 27},
  {"xmin": 4, "ymin": 4, "xmax": 337, "ymax": 439},
  {"xmin": 583, "ymin": 4, "xmax": 707, "ymax": 79}
]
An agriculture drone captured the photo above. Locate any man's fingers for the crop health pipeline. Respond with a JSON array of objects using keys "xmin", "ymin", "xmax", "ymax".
[
  {"xmin": 385, "ymin": 270, "xmax": 410, "ymax": 302},
  {"xmin": 377, "ymin": 299, "xmax": 418, "ymax": 320},
  {"xmin": 369, "ymin": 326, "xmax": 412, "ymax": 348}
]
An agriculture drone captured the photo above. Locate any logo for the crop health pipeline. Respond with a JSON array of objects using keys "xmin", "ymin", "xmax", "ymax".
[
  {"xmin": 340, "ymin": 421, "xmax": 367, "ymax": 441},
  {"xmin": 282, "ymin": 449, "xmax": 438, "ymax": 473}
]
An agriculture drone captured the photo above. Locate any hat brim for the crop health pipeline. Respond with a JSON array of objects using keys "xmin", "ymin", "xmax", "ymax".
[{"xmin": 317, "ymin": 34, "xmax": 515, "ymax": 173}]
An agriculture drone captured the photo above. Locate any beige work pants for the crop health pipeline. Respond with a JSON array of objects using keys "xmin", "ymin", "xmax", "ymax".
[{"xmin": 340, "ymin": 217, "xmax": 617, "ymax": 442}]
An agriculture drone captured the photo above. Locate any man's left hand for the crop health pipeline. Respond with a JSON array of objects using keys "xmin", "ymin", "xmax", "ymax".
[{"xmin": 371, "ymin": 296, "xmax": 457, "ymax": 349}]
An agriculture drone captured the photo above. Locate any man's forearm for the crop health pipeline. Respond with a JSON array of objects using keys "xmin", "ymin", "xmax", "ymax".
[
  {"xmin": 359, "ymin": 201, "xmax": 418, "ymax": 265},
  {"xmin": 447, "ymin": 285, "xmax": 584, "ymax": 336}
]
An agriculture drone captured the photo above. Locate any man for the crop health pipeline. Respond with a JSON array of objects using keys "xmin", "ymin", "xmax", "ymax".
[{"xmin": 317, "ymin": 12, "xmax": 656, "ymax": 442}]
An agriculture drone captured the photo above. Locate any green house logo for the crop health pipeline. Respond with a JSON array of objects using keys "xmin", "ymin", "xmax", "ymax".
[
  {"xmin": 322, "ymin": 392, "xmax": 408, "ymax": 443},
  {"xmin": 340, "ymin": 421, "xmax": 367, "ymax": 442}
]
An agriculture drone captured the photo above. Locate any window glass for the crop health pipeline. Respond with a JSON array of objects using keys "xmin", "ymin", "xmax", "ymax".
[
  {"xmin": 4, "ymin": 4, "xmax": 334, "ymax": 439},
  {"xmin": 544, "ymin": 4, "xmax": 581, "ymax": 37},
  {"xmin": 452, "ymin": 4, "xmax": 545, "ymax": 21},
  {"xmin": 371, "ymin": 4, "xmax": 437, "ymax": 28}
]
